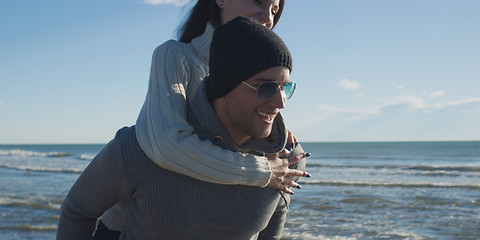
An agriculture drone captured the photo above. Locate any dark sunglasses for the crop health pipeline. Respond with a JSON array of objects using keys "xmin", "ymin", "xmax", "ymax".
[{"xmin": 242, "ymin": 81, "xmax": 296, "ymax": 100}]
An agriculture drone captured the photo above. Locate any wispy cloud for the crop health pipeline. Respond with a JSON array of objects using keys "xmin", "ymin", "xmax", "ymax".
[
  {"xmin": 316, "ymin": 96, "xmax": 480, "ymax": 123},
  {"xmin": 389, "ymin": 83, "xmax": 405, "ymax": 90},
  {"xmin": 429, "ymin": 91, "xmax": 444, "ymax": 98},
  {"xmin": 390, "ymin": 95, "xmax": 425, "ymax": 109},
  {"xmin": 379, "ymin": 95, "xmax": 480, "ymax": 112},
  {"xmin": 142, "ymin": 0, "xmax": 190, "ymax": 6},
  {"xmin": 316, "ymin": 104, "xmax": 381, "ymax": 122},
  {"xmin": 422, "ymin": 90, "xmax": 444, "ymax": 98},
  {"xmin": 0, "ymin": 101, "xmax": 4, "ymax": 106},
  {"xmin": 337, "ymin": 79, "xmax": 362, "ymax": 90},
  {"xmin": 443, "ymin": 98, "xmax": 480, "ymax": 107}
]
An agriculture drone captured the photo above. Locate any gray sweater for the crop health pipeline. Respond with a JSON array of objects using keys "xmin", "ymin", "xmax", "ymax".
[{"xmin": 56, "ymin": 81, "xmax": 305, "ymax": 240}]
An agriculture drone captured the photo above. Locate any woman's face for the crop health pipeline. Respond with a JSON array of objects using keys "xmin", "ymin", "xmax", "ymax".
[{"xmin": 217, "ymin": 0, "xmax": 281, "ymax": 30}]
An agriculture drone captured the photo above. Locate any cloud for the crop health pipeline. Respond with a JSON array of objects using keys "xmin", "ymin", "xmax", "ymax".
[
  {"xmin": 142, "ymin": 0, "xmax": 190, "ymax": 6},
  {"xmin": 0, "ymin": 101, "xmax": 4, "ymax": 106},
  {"xmin": 337, "ymin": 79, "xmax": 362, "ymax": 90},
  {"xmin": 390, "ymin": 95, "xmax": 425, "ymax": 109},
  {"xmin": 421, "ymin": 90, "xmax": 443, "ymax": 98},
  {"xmin": 443, "ymin": 98, "xmax": 480, "ymax": 107},
  {"xmin": 315, "ymin": 96, "xmax": 480, "ymax": 123},
  {"xmin": 316, "ymin": 104, "xmax": 381, "ymax": 122},
  {"xmin": 388, "ymin": 83, "xmax": 404, "ymax": 90},
  {"xmin": 380, "ymin": 95, "xmax": 479, "ymax": 111},
  {"xmin": 422, "ymin": 90, "xmax": 444, "ymax": 98},
  {"xmin": 428, "ymin": 91, "xmax": 444, "ymax": 98}
]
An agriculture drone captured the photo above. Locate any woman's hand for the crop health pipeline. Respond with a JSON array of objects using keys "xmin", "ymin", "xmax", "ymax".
[
  {"xmin": 286, "ymin": 129, "xmax": 298, "ymax": 151},
  {"xmin": 266, "ymin": 149, "xmax": 310, "ymax": 195}
]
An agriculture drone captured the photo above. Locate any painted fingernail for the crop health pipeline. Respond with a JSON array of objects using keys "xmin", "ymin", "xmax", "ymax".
[
  {"xmin": 305, "ymin": 152, "xmax": 311, "ymax": 157},
  {"xmin": 297, "ymin": 184, "xmax": 302, "ymax": 189},
  {"xmin": 290, "ymin": 191, "xmax": 295, "ymax": 195},
  {"xmin": 306, "ymin": 173, "xmax": 311, "ymax": 178},
  {"xmin": 291, "ymin": 143, "xmax": 295, "ymax": 149}
]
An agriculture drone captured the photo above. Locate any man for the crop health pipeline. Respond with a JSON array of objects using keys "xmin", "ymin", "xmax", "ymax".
[{"xmin": 57, "ymin": 16, "xmax": 307, "ymax": 240}]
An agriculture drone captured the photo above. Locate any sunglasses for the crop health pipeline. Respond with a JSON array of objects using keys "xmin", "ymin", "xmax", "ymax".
[{"xmin": 242, "ymin": 81, "xmax": 296, "ymax": 100}]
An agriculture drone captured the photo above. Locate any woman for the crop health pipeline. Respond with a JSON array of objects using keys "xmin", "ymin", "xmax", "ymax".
[{"xmin": 93, "ymin": 0, "xmax": 309, "ymax": 238}]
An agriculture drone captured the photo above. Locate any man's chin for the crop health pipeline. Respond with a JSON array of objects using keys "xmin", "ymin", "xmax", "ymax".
[{"xmin": 252, "ymin": 128, "xmax": 272, "ymax": 139}]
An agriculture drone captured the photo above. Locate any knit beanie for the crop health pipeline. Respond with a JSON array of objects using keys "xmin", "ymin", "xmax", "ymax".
[{"xmin": 206, "ymin": 16, "xmax": 292, "ymax": 102}]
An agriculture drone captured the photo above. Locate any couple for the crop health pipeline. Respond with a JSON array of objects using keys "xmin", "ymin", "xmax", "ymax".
[{"xmin": 57, "ymin": 17, "xmax": 307, "ymax": 239}]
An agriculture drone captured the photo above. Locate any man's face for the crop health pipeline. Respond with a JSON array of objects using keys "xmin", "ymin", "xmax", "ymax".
[{"xmin": 215, "ymin": 66, "xmax": 290, "ymax": 146}]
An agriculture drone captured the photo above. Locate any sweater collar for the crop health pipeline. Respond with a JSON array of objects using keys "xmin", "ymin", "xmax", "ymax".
[
  {"xmin": 187, "ymin": 80, "xmax": 287, "ymax": 155},
  {"xmin": 190, "ymin": 22, "xmax": 215, "ymax": 64}
]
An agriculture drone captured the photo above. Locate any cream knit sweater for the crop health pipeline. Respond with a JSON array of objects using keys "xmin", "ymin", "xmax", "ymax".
[{"xmin": 135, "ymin": 23, "xmax": 272, "ymax": 187}]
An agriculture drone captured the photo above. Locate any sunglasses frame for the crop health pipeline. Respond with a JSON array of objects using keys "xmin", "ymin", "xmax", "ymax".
[{"xmin": 242, "ymin": 81, "xmax": 296, "ymax": 100}]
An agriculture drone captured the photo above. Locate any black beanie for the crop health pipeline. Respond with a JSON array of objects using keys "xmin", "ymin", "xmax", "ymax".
[{"xmin": 206, "ymin": 16, "xmax": 292, "ymax": 102}]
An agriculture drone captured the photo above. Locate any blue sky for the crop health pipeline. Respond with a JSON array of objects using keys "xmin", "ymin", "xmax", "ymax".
[{"xmin": 1, "ymin": 0, "xmax": 479, "ymax": 144}]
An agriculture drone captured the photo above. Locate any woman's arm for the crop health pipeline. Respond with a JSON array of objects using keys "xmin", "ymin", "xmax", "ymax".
[
  {"xmin": 136, "ymin": 42, "xmax": 273, "ymax": 186},
  {"xmin": 57, "ymin": 138, "xmax": 129, "ymax": 239}
]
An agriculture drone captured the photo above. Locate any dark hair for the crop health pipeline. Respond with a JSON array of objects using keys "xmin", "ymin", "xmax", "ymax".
[{"xmin": 179, "ymin": 0, "xmax": 285, "ymax": 43}]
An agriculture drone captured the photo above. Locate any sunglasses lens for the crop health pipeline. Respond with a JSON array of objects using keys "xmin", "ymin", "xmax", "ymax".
[
  {"xmin": 256, "ymin": 82, "xmax": 296, "ymax": 100},
  {"xmin": 284, "ymin": 81, "xmax": 296, "ymax": 100},
  {"xmin": 257, "ymin": 82, "xmax": 279, "ymax": 100}
]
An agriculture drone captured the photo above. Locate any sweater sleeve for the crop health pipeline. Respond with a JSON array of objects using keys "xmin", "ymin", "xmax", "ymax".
[
  {"xmin": 258, "ymin": 193, "xmax": 290, "ymax": 240},
  {"xmin": 135, "ymin": 42, "xmax": 272, "ymax": 187},
  {"xmin": 56, "ymin": 137, "xmax": 130, "ymax": 240}
]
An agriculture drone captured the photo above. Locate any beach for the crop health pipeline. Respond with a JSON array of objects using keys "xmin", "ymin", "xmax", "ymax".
[{"xmin": 1, "ymin": 141, "xmax": 479, "ymax": 239}]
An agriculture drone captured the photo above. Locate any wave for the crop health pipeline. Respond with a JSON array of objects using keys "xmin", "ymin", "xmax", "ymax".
[
  {"xmin": 307, "ymin": 162, "xmax": 480, "ymax": 173},
  {"xmin": 11, "ymin": 224, "xmax": 57, "ymax": 231},
  {"xmin": 0, "ymin": 163, "xmax": 83, "ymax": 174},
  {"xmin": 300, "ymin": 179, "xmax": 480, "ymax": 190},
  {"xmin": 0, "ymin": 149, "xmax": 71, "ymax": 158},
  {"xmin": 282, "ymin": 232, "xmax": 354, "ymax": 240},
  {"xmin": 0, "ymin": 197, "xmax": 62, "ymax": 211},
  {"xmin": 408, "ymin": 165, "xmax": 479, "ymax": 172},
  {"xmin": 313, "ymin": 155, "xmax": 408, "ymax": 161},
  {"xmin": 78, "ymin": 154, "xmax": 95, "ymax": 161}
]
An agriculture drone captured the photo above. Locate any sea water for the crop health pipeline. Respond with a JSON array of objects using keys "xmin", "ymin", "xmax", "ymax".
[{"xmin": 1, "ymin": 142, "xmax": 479, "ymax": 240}]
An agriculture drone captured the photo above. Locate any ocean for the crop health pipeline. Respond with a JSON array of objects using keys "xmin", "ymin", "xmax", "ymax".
[{"xmin": 0, "ymin": 141, "xmax": 479, "ymax": 240}]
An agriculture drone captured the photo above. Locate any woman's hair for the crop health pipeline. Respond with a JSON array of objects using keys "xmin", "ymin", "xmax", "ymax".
[{"xmin": 179, "ymin": 0, "xmax": 285, "ymax": 43}]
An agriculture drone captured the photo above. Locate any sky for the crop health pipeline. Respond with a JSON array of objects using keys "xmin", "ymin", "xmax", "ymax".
[{"xmin": 1, "ymin": 0, "xmax": 479, "ymax": 144}]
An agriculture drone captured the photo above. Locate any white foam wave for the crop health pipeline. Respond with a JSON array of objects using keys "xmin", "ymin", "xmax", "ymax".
[
  {"xmin": 0, "ymin": 163, "xmax": 83, "ymax": 174},
  {"xmin": 0, "ymin": 197, "xmax": 62, "ymax": 211},
  {"xmin": 308, "ymin": 162, "xmax": 480, "ymax": 173},
  {"xmin": 78, "ymin": 154, "xmax": 95, "ymax": 161},
  {"xmin": 300, "ymin": 179, "xmax": 480, "ymax": 189},
  {"xmin": 282, "ymin": 232, "xmax": 356, "ymax": 240},
  {"xmin": 12, "ymin": 224, "xmax": 57, "ymax": 231},
  {"xmin": 0, "ymin": 149, "xmax": 70, "ymax": 158}
]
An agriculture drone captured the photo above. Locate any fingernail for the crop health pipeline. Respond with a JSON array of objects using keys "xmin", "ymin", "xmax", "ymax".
[
  {"xmin": 297, "ymin": 184, "xmax": 302, "ymax": 189},
  {"xmin": 295, "ymin": 142, "xmax": 299, "ymax": 147},
  {"xmin": 290, "ymin": 191, "xmax": 295, "ymax": 195},
  {"xmin": 291, "ymin": 143, "xmax": 295, "ymax": 149},
  {"xmin": 306, "ymin": 173, "xmax": 311, "ymax": 178},
  {"xmin": 305, "ymin": 152, "xmax": 311, "ymax": 157}
]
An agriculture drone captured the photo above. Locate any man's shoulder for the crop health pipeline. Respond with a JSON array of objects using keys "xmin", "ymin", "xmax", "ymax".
[
  {"xmin": 113, "ymin": 126, "xmax": 144, "ymax": 157},
  {"xmin": 114, "ymin": 126, "xmax": 136, "ymax": 141}
]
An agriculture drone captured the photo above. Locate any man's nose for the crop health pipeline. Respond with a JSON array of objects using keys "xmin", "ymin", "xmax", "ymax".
[{"xmin": 269, "ymin": 89, "xmax": 286, "ymax": 109}]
